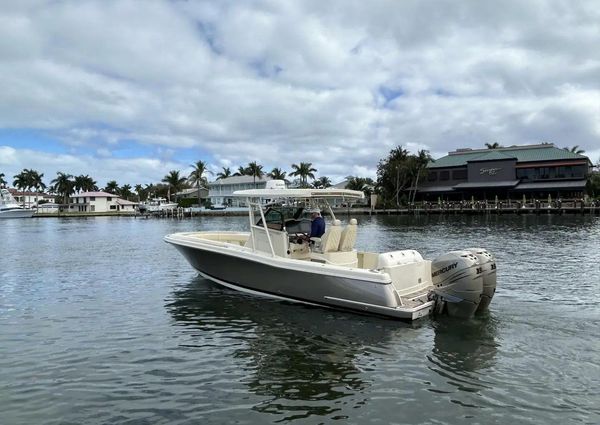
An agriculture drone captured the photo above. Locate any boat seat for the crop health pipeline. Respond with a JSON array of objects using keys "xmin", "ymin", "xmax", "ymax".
[
  {"xmin": 338, "ymin": 218, "xmax": 357, "ymax": 251},
  {"xmin": 311, "ymin": 219, "xmax": 342, "ymax": 253}
]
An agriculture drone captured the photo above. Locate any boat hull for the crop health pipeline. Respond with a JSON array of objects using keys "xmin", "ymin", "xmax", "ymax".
[
  {"xmin": 0, "ymin": 209, "xmax": 35, "ymax": 218},
  {"xmin": 167, "ymin": 237, "xmax": 434, "ymax": 320}
]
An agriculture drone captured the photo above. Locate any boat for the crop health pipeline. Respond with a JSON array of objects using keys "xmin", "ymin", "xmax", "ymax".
[
  {"xmin": 0, "ymin": 188, "xmax": 35, "ymax": 218},
  {"xmin": 164, "ymin": 182, "xmax": 497, "ymax": 321},
  {"xmin": 138, "ymin": 197, "xmax": 178, "ymax": 214}
]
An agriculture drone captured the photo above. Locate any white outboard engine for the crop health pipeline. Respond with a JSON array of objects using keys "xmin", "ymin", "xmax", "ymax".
[
  {"xmin": 431, "ymin": 251, "xmax": 483, "ymax": 318},
  {"xmin": 467, "ymin": 248, "xmax": 497, "ymax": 313}
]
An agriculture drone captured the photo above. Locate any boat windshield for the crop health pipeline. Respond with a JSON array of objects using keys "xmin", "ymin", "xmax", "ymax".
[{"xmin": 256, "ymin": 206, "xmax": 310, "ymax": 233}]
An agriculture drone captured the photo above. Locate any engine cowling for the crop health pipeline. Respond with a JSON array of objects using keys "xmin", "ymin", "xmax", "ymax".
[
  {"xmin": 431, "ymin": 251, "xmax": 483, "ymax": 318},
  {"xmin": 466, "ymin": 248, "xmax": 496, "ymax": 313}
]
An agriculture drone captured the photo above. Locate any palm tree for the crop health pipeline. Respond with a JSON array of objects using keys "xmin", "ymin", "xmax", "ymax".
[
  {"xmin": 189, "ymin": 160, "xmax": 210, "ymax": 204},
  {"xmin": 74, "ymin": 175, "xmax": 97, "ymax": 193},
  {"xmin": 50, "ymin": 172, "xmax": 74, "ymax": 204},
  {"xmin": 216, "ymin": 167, "xmax": 232, "ymax": 180},
  {"xmin": 409, "ymin": 149, "xmax": 433, "ymax": 204},
  {"xmin": 13, "ymin": 171, "xmax": 29, "ymax": 208},
  {"xmin": 290, "ymin": 162, "xmax": 317, "ymax": 188},
  {"xmin": 234, "ymin": 165, "xmax": 250, "ymax": 176},
  {"xmin": 247, "ymin": 161, "xmax": 264, "ymax": 188},
  {"xmin": 485, "ymin": 142, "xmax": 501, "ymax": 149},
  {"xmin": 162, "ymin": 170, "xmax": 187, "ymax": 202},
  {"xmin": 0, "ymin": 172, "xmax": 7, "ymax": 187},
  {"xmin": 565, "ymin": 145, "xmax": 585, "ymax": 154},
  {"xmin": 104, "ymin": 180, "xmax": 119, "ymax": 194},
  {"xmin": 312, "ymin": 176, "xmax": 332, "ymax": 188},
  {"xmin": 268, "ymin": 167, "xmax": 287, "ymax": 181},
  {"xmin": 345, "ymin": 176, "xmax": 375, "ymax": 204},
  {"xmin": 135, "ymin": 184, "xmax": 144, "ymax": 201},
  {"xmin": 120, "ymin": 184, "xmax": 132, "ymax": 200}
]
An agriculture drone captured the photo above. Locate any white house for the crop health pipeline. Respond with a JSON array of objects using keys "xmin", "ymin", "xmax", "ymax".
[
  {"xmin": 208, "ymin": 176, "xmax": 272, "ymax": 207},
  {"xmin": 8, "ymin": 189, "xmax": 54, "ymax": 208},
  {"xmin": 68, "ymin": 191, "xmax": 137, "ymax": 213}
]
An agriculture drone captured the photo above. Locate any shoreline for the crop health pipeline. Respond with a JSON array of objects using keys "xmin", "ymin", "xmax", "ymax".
[{"xmin": 30, "ymin": 205, "xmax": 600, "ymax": 218}]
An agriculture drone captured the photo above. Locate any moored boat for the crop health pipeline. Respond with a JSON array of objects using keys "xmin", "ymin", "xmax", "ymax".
[
  {"xmin": 0, "ymin": 188, "xmax": 35, "ymax": 219},
  {"xmin": 165, "ymin": 182, "xmax": 497, "ymax": 321}
]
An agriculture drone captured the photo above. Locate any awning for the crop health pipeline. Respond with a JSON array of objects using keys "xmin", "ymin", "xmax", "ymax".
[
  {"xmin": 417, "ymin": 186, "xmax": 455, "ymax": 193},
  {"xmin": 514, "ymin": 180, "xmax": 586, "ymax": 190},
  {"xmin": 453, "ymin": 180, "xmax": 519, "ymax": 189}
]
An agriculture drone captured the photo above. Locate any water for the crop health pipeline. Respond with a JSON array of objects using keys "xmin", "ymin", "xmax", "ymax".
[{"xmin": 1, "ymin": 215, "xmax": 599, "ymax": 424}]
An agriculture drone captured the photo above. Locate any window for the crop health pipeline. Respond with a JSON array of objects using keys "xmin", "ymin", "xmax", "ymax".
[
  {"xmin": 107, "ymin": 197, "xmax": 112, "ymax": 201},
  {"xmin": 90, "ymin": 197, "xmax": 95, "ymax": 201},
  {"xmin": 427, "ymin": 172, "xmax": 437, "ymax": 182},
  {"xmin": 110, "ymin": 205, "xmax": 116, "ymax": 210},
  {"xmin": 439, "ymin": 170, "xmax": 450, "ymax": 181},
  {"xmin": 452, "ymin": 169, "xmax": 467, "ymax": 180}
]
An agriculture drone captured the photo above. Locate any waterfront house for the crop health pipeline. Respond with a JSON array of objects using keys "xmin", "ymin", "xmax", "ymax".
[
  {"xmin": 8, "ymin": 189, "xmax": 54, "ymax": 208},
  {"xmin": 208, "ymin": 176, "xmax": 272, "ymax": 207},
  {"xmin": 68, "ymin": 192, "xmax": 137, "ymax": 213},
  {"xmin": 418, "ymin": 143, "xmax": 591, "ymax": 201},
  {"xmin": 175, "ymin": 187, "xmax": 208, "ymax": 204}
]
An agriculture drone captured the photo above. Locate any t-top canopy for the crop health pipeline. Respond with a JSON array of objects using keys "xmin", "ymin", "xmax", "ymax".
[{"xmin": 232, "ymin": 188, "xmax": 365, "ymax": 200}]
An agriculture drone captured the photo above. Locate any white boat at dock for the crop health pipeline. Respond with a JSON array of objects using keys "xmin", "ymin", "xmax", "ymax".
[
  {"xmin": 165, "ymin": 182, "xmax": 497, "ymax": 321},
  {"xmin": 0, "ymin": 188, "xmax": 35, "ymax": 219},
  {"xmin": 138, "ymin": 197, "xmax": 178, "ymax": 214}
]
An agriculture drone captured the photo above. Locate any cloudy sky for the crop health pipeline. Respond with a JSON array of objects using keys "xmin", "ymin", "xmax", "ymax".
[{"xmin": 1, "ymin": 0, "xmax": 598, "ymax": 188}]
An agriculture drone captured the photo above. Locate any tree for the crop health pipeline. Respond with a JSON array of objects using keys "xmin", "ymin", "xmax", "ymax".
[
  {"xmin": 290, "ymin": 162, "xmax": 317, "ymax": 188},
  {"xmin": 50, "ymin": 172, "xmax": 74, "ymax": 204},
  {"xmin": 217, "ymin": 167, "xmax": 232, "ymax": 180},
  {"xmin": 189, "ymin": 160, "xmax": 210, "ymax": 204},
  {"xmin": 135, "ymin": 184, "xmax": 144, "ymax": 201},
  {"xmin": 565, "ymin": 145, "xmax": 585, "ymax": 154},
  {"xmin": 247, "ymin": 161, "xmax": 264, "ymax": 188},
  {"xmin": 120, "ymin": 184, "xmax": 132, "ymax": 200},
  {"xmin": 0, "ymin": 172, "xmax": 6, "ymax": 187},
  {"xmin": 312, "ymin": 176, "xmax": 332, "ymax": 188},
  {"xmin": 485, "ymin": 142, "xmax": 501, "ymax": 149},
  {"xmin": 234, "ymin": 165, "xmax": 250, "ymax": 176},
  {"xmin": 74, "ymin": 175, "xmax": 97, "ymax": 193},
  {"xmin": 408, "ymin": 149, "xmax": 433, "ymax": 204},
  {"xmin": 13, "ymin": 170, "xmax": 29, "ymax": 208},
  {"xmin": 104, "ymin": 180, "xmax": 119, "ymax": 194},
  {"xmin": 268, "ymin": 167, "xmax": 287, "ymax": 181},
  {"xmin": 345, "ymin": 176, "xmax": 375, "ymax": 203},
  {"xmin": 162, "ymin": 170, "xmax": 187, "ymax": 201}
]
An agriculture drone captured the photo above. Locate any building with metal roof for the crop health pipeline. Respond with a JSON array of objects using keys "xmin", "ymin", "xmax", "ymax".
[{"xmin": 419, "ymin": 143, "xmax": 590, "ymax": 200}]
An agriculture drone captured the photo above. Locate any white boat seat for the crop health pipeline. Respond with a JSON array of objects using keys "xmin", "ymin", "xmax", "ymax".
[
  {"xmin": 338, "ymin": 218, "xmax": 357, "ymax": 251},
  {"xmin": 311, "ymin": 219, "xmax": 342, "ymax": 253}
]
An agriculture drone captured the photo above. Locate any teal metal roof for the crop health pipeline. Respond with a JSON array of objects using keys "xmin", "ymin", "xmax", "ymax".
[{"xmin": 428, "ymin": 145, "xmax": 588, "ymax": 169}]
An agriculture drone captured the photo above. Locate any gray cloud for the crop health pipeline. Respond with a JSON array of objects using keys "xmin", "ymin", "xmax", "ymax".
[{"xmin": 0, "ymin": 0, "xmax": 598, "ymax": 184}]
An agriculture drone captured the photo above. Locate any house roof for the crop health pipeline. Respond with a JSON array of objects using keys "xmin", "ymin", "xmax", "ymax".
[
  {"xmin": 115, "ymin": 199, "xmax": 138, "ymax": 205},
  {"xmin": 8, "ymin": 188, "xmax": 53, "ymax": 197},
  {"xmin": 429, "ymin": 144, "xmax": 589, "ymax": 169},
  {"xmin": 71, "ymin": 191, "xmax": 116, "ymax": 198},
  {"xmin": 209, "ymin": 175, "xmax": 272, "ymax": 186}
]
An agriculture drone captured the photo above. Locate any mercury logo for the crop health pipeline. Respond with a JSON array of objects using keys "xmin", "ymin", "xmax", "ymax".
[{"xmin": 432, "ymin": 262, "xmax": 458, "ymax": 278}]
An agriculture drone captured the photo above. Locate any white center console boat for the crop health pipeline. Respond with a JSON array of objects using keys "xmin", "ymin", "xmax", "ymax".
[{"xmin": 165, "ymin": 182, "xmax": 497, "ymax": 321}]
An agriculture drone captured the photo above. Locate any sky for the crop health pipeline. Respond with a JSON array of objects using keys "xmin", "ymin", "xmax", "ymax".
[{"xmin": 0, "ymin": 0, "xmax": 599, "ymax": 188}]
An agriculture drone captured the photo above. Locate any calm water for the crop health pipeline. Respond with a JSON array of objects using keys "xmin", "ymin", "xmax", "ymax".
[{"xmin": 1, "ymin": 214, "xmax": 599, "ymax": 425}]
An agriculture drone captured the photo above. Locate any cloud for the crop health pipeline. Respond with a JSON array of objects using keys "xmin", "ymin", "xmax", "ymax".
[{"xmin": 0, "ymin": 0, "xmax": 598, "ymax": 185}]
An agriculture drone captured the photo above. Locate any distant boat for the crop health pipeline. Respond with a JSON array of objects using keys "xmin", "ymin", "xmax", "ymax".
[
  {"xmin": 138, "ymin": 197, "xmax": 178, "ymax": 213},
  {"xmin": 0, "ymin": 188, "xmax": 35, "ymax": 218}
]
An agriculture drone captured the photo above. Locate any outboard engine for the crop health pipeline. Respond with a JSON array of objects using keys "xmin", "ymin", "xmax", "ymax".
[
  {"xmin": 467, "ymin": 248, "xmax": 497, "ymax": 313},
  {"xmin": 431, "ymin": 251, "xmax": 483, "ymax": 318}
]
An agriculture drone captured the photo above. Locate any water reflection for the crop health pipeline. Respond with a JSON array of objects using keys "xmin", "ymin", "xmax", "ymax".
[
  {"xmin": 427, "ymin": 315, "xmax": 500, "ymax": 394},
  {"xmin": 166, "ymin": 277, "xmax": 416, "ymax": 422}
]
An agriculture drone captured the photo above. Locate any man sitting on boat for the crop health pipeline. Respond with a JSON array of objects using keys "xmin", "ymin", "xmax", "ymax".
[{"xmin": 308, "ymin": 208, "xmax": 326, "ymax": 238}]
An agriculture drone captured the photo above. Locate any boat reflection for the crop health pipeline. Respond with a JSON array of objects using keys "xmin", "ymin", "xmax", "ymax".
[
  {"xmin": 166, "ymin": 277, "xmax": 420, "ymax": 421},
  {"xmin": 426, "ymin": 315, "xmax": 500, "ymax": 394}
]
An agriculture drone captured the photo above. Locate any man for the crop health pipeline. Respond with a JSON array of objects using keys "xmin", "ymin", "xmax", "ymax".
[{"xmin": 309, "ymin": 208, "xmax": 326, "ymax": 238}]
